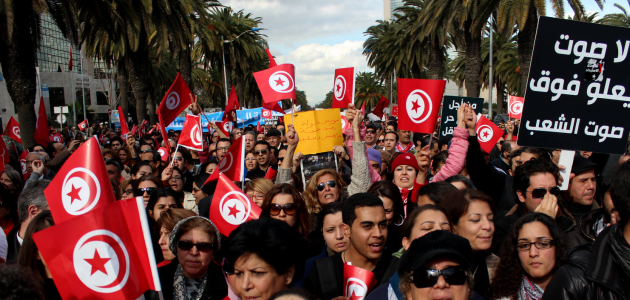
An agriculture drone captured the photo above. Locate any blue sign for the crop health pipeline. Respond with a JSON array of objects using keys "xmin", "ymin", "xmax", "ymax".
[{"xmin": 165, "ymin": 108, "xmax": 283, "ymax": 132}]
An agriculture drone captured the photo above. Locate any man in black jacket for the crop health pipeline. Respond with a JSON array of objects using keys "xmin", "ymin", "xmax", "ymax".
[
  {"xmin": 542, "ymin": 161, "xmax": 630, "ymax": 300},
  {"xmin": 6, "ymin": 180, "xmax": 50, "ymax": 263}
]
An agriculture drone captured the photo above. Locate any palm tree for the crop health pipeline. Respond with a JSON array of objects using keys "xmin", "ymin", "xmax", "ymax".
[
  {"xmin": 355, "ymin": 72, "xmax": 387, "ymax": 111},
  {"xmin": 0, "ymin": 0, "xmax": 79, "ymax": 148},
  {"xmin": 600, "ymin": 1, "xmax": 630, "ymax": 27},
  {"xmin": 316, "ymin": 91, "xmax": 334, "ymax": 109}
]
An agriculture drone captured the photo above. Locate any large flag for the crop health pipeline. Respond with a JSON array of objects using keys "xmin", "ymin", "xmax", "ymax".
[
  {"xmin": 223, "ymin": 86, "xmax": 239, "ymax": 122},
  {"xmin": 332, "ymin": 67, "xmax": 355, "ymax": 109},
  {"xmin": 266, "ymin": 48, "xmax": 277, "ymax": 68},
  {"xmin": 45, "ymin": 137, "xmax": 117, "ymax": 224},
  {"xmin": 207, "ymin": 136, "xmax": 245, "ymax": 183},
  {"xmin": 158, "ymin": 73, "xmax": 193, "ymax": 127},
  {"xmin": 4, "ymin": 116, "xmax": 21, "ymax": 143},
  {"xmin": 33, "ymin": 197, "xmax": 161, "ymax": 300},
  {"xmin": 370, "ymin": 95, "xmax": 390, "ymax": 119},
  {"xmin": 508, "ymin": 95, "xmax": 524, "ymax": 119},
  {"xmin": 117, "ymin": 106, "xmax": 130, "ymax": 139},
  {"xmin": 397, "ymin": 78, "xmax": 446, "ymax": 134},
  {"xmin": 253, "ymin": 64, "xmax": 296, "ymax": 113},
  {"xmin": 178, "ymin": 114, "xmax": 203, "ymax": 151},
  {"xmin": 476, "ymin": 114, "xmax": 504, "ymax": 153},
  {"xmin": 209, "ymin": 173, "xmax": 260, "ymax": 236},
  {"xmin": 78, "ymin": 120, "xmax": 88, "ymax": 131},
  {"xmin": 35, "ymin": 96, "xmax": 49, "ymax": 147}
]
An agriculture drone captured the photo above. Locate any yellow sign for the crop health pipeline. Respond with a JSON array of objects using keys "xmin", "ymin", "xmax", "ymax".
[{"xmin": 290, "ymin": 108, "xmax": 344, "ymax": 155}]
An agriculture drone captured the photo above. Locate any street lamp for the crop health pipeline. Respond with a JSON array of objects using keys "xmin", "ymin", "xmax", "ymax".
[{"xmin": 222, "ymin": 28, "xmax": 266, "ymax": 105}]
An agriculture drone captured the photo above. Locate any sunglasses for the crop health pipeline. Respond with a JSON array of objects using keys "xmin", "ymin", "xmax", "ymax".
[
  {"xmin": 140, "ymin": 149, "xmax": 152, "ymax": 154},
  {"xmin": 123, "ymin": 189, "xmax": 133, "ymax": 195},
  {"xmin": 139, "ymin": 187, "xmax": 157, "ymax": 194},
  {"xmin": 316, "ymin": 180, "xmax": 337, "ymax": 192},
  {"xmin": 366, "ymin": 130, "xmax": 376, "ymax": 134},
  {"xmin": 278, "ymin": 157, "xmax": 285, "ymax": 163},
  {"xmin": 410, "ymin": 266, "xmax": 468, "ymax": 288},
  {"xmin": 378, "ymin": 139, "xmax": 385, "ymax": 143},
  {"xmin": 528, "ymin": 186, "xmax": 561, "ymax": 199},
  {"xmin": 177, "ymin": 241, "xmax": 213, "ymax": 252},
  {"xmin": 254, "ymin": 150, "xmax": 268, "ymax": 155},
  {"xmin": 269, "ymin": 203, "xmax": 297, "ymax": 216},
  {"xmin": 172, "ymin": 157, "xmax": 183, "ymax": 161}
]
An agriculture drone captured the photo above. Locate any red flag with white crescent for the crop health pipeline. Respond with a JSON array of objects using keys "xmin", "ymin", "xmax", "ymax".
[
  {"xmin": 178, "ymin": 114, "xmax": 203, "ymax": 151},
  {"xmin": 261, "ymin": 109, "xmax": 273, "ymax": 119},
  {"xmin": 44, "ymin": 137, "xmax": 117, "ymax": 224},
  {"xmin": 508, "ymin": 95, "xmax": 524, "ymax": 119},
  {"xmin": 207, "ymin": 136, "xmax": 245, "ymax": 183},
  {"xmin": 340, "ymin": 116, "xmax": 350, "ymax": 132},
  {"xmin": 476, "ymin": 114, "xmax": 504, "ymax": 153},
  {"xmin": 35, "ymin": 96, "xmax": 50, "ymax": 147},
  {"xmin": 33, "ymin": 197, "xmax": 162, "ymax": 300},
  {"xmin": 117, "ymin": 106, "xmax": 130, "ymax": 139},
  {"xmin": 4, "ymin": 116, "xmax": 22, "ymax": 143},
  {"xmin": 218, "ymin": 120, "xmax": 233, "ymax": 138},
  {"xmin": 344, "ymin": 263, "xmax": 376, "ymax": 300},
  {"xmin": 19, "ymin": 150, "xmax": 29, "ymax": 180},
  {"xmin": 209, "ymin": 173, "xmax": 260, "ymax": 236},
  {"xmin": 78, "ymin": 120, "xmax": 88, "ymax": 131},
  {"xmin": 254, "ymin": 64, "xmax": 296, "ymax": 113},
  {"xmin": 49, "ymin": 132, "xmax": 63, "ymax": 143},
  {"xmin": 332, "ymin": 67, "xmax": 355, "ymax": 109},
  {"xmin": 158, "ymin": 73, "xmax": 193, "ymax": 127},
  {"xmin": 397, "ymin": 78, "xmax": 446, "ymax": 134}
]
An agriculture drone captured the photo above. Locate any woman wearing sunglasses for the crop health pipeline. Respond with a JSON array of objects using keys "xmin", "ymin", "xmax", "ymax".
[
  {"xmin": 146, "ymin": 216, "xmax": 226, "ymax": 300},
  {"xmin": 154, "ymin": 208, "xmax": 197, "ymax": 267},
  {"xmin": 441, "ymin": 189, "xmax": 495, "ymax": 299},
  {"xmin": 489, "ymin": 213, "xmax": 566, "ymax": 300},
  {"xmin": 261, "ymin": 184, "xmax": 311, "ymax": 241},
  {"xmin": 137, "ymin": 175, "xmax": 163, "ymax": 207},
  {"xmin": 398, "ymin": 230, "xmax": 474, "ymax": 300}
]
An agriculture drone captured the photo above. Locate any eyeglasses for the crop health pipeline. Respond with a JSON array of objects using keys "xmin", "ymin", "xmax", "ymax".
[
  {"xmin": 517, "ymin": 239, "xmax": 555, "ymax": 252},
  {"xmin": 172, "ymin": 156, "xmax": 183, "ymax": 161},
  {"xmin": 528, "ymin": 186, "xmax": 560, "ymax": 199},
  {"xmin": 123, "ymin": 189, "xmax": 133, "ymax": 195},
  {"xmin": 316, "ymin": 180, "xmax": 337, "ymax": 192},
  {"xmin": 410, "ymin": 266, "xmax": 468, "ymax": 288},
  {"xmin": 245, "ymin": 157, "xmax": 257, "ymax": 161},
  {"xmin": 177, "ymin": 241, "xmax": 214, "ymax": 252},
  {"xmin": 378, "ymin": 139, "xmax": 385, "ymax": 143},
  {"xmin": 139, "ymin": 187, "xmax": 157, "ymax": 194},
  {"xmin": 269, "ymin": 203, "xmax": 297, "ymax": 216},
  {"xmin": 366, "ymin": 130, "xmax": 376, "ymax": 134},
  {"xmin": 254, "ymin": 150, "xmax": 268, "ymax": 155},
  {"xmin": 169, "ymin": 176, "xmax": 182, "ymax": 181}
]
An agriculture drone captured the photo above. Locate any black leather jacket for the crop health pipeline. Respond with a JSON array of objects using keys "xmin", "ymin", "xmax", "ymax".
[{"xmin": 542, "ymin": 227, "xmax": 630, "ymax": 300}]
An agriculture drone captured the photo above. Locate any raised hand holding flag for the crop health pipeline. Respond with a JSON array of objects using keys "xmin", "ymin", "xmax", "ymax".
[
  {"xmin": 397, "ymin": 78, "xmax": 446, "ymax": 134},
  {"xmin": 209, "ymin": 173, "xmax": 260, "ymax": 236}
]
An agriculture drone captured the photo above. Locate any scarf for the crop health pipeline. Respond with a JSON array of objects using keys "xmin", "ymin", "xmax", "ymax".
[
  {"xmin": 174, "ymin": 264, "xmax": 208, "ymax": 300},
  {"xmin": 518, "ymin": 274, "xmax": 544, "ymax": 300},
  {"xmin": 607, "ymin": 223, "xmax": 630, "ymax": 279},
  {"xmin": 396, "ymin": 142, "xmax": 413, "ymax": 153}
]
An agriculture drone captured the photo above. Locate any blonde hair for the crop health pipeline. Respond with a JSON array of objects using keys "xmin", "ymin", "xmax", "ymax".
[
  {"xmin": 245, "ymin": 178, "xmax": 274, "ymax": 195},
  {"xmin": 303, "ymin": 169, "xmax": 347, "ymax": 213}
]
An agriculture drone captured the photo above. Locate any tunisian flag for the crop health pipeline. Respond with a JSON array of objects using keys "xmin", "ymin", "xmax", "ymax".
[
  {"xmin": 476, "ymin": 114, "xmax": 504, "ymax": 153},
  {"xmin": 218, "ymin": 120, "xmax": 233, "ymax": 137},
  {"xmin": 178, "ymin": 114, "xmax": 203, "ymax": 151},
  {"xmin": 344, "ymin": 263, "xmax": 376, "ymax": 300},
  {"xmin": 4, "ymin": 116, "xmax": 21, "ymax": 143},
  {"xmin": 78, "ymin": 120, "xmax": 88, "ymax": 131},
  {"xmin": 45, "ymin": 137, "xmax": 116, "ymax": 224},
  {"xmin": 370, "ymin": 95, "xmax": 390, "ymax": 119},
  {"xmin": 209, "ymin": 173, "xmax": 260, "ymax": 236},
  {"xmin": 19, "ymin": 151, "xmax": 29, "ymax": 180},
  {"xmin": 35, "ymin": 96, "xmax": 50, "ymax": 147},
  {"xmin": 33, "ymin": 197, "xmax": 161, "ymax": 300},
  {"xmin": 158, "ymin": 72, "xmax": 193, "ymax": 127},
  {"xmin": 117, "ymin": 106, "xmax": 130, "ymax": 139},
  {"xmin": 332, "ymin": 67, "xmax": 355, "ymax": 109},
  {"xmin": 207, "ymin": 136, "xmax": 245, "ymax": 183},
  {"xmin": 397, "ymin": 78, "xmax": 446, "ymax": 133},
  {"xmin": 254, "ymin": 64, "xmax": 296, "ymax": 113},
  {"xmin": 508, "ymin": 95, "xmax": 524, "ymax": 119},
  {"xmin": 223, "ymin": 86, "xmax": 239, "ymax": 122}
]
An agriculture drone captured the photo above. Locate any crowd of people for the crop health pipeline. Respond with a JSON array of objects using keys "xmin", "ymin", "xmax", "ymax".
[{"xmin": 0, "ymin": 102, "xmax": 630, "ymax": 300}]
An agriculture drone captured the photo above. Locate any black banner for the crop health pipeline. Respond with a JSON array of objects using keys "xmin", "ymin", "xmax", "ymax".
[
  {"xmin": 439, "ymin": 96, "xmax": 484, "ymax": 138},
  {"xmin": 518, "ymin": 17, "xmax": 630, "ymax": 154}
]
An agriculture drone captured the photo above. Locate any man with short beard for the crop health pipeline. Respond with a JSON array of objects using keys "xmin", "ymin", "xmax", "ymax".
[
  {"xmin": 383, "ymin": 131, "xmax": 398, "ymax": 156},
  {"xmin": 305, "ymin": 193, "xmax": 398, "ymax": 300}
]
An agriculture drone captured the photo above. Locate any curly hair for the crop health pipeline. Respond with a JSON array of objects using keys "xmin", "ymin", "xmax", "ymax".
[
  {"xmin": 261, "ymin": 183, "xmax": 311, "ymax": 240},
  {"xmin": 488, "ymin": 213, "xmax": 567, "ymax": 300},
  {"xmin": 303, "ymin": 169, "xmax": 347, "ymax": 213}
]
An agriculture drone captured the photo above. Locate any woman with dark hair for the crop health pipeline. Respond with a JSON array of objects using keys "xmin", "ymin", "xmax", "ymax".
[
  {"xmin": 147, "ymin": 216, "xmax": 226, "ymax": 300},
  {"xmin": 16, "ymin": 211, "xmax": 60, "ymax": 300},
  {"xmin": 162, "ymin": 167, "xmax": 195, "ymax": 212},
  {"xmin": 261, "ymin": 184, "xmax": 311, "ymax": 241},
  {"xmin": 1, "ymin": 169, "xmax": 24, "ymax": 197},
  {"xmin": 0, "ymin": 183, "xmax": 17, "ymax": 235},
  {"xmin": 120, "ymin": 179, "xmax": 138, "ymax": 200},
  {"xmin": 131, "ymin": 161, "xmax": 154, "ymax": 179},
  {"xmin": 137, "ymin": 175, "xmax": 163, "ymax": 207},
  {"xmin": 118, "ymin": 148, "xmax": 132, "ymax": 166},
  {"xmin": 146, "ymin": 188, "xmax": 183, "ymax": 221},
  {"xmin": 367, "ymin": 181, "xmax": 404, "ymax": 254},
  {"xmin": 191, "ymin": 173, "xmax": 212, "ymax": 213},
  {"xmin": 199, "ymin": 159, "xmax": 218, "ymax": 174},
  {"xmin": 224, "ymin": 218, "xmax": 308, "ymax": 300},
  {"xmin": 155, "ymin": 208, "xmax": 197, "ymax": 267},
  {"xmin": 441, "ymin": 188, "xmax": 495, "ymax": 299},
  {"xmin": 489, "ymin": 213, "xmax": 566, "ymax": 300}
]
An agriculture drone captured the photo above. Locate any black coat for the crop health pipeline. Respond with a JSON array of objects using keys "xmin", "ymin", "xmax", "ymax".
[
  {"xmin": 146, "ymin": 260, "xmax": 227, "ymax": 300},
  {"xmin": 6, "ymin": 223, "xmax": 20, "ymax": 264},
  {"xmin": 542, "ymin": 227, "xmax": 630, "ymax": 300}
]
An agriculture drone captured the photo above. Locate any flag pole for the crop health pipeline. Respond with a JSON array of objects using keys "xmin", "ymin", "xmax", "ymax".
[
  {"xmin": 291, "ymin": 101, "xmax": 294, "ymax": 124},
  {"xmin": 170, "ymin": 144, "xmax": 180, "ymax": 167}
]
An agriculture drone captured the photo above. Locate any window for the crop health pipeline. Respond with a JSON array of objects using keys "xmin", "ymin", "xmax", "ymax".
[
  {"xmin": 49, "ymin": 87, "xmax": 65, "ymax": 108},
  {"xmin": 96, "ymin": 91, "xmax": 108, "ymax": 105},
  {"xmin": 76, "ymin": 88, "xmax": 91, "ymax": 106}
]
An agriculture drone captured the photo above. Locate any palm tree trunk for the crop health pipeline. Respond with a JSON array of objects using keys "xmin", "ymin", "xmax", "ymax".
[
  {"xmin": 147, "ymin": 92, "xmax": 156, "ymax": 124},
  {"xmin": 518, "ymin": 1, "xmax": 538, "ymax": 96},
  {"xmin": 0, "ymin": 1, "xmax": 38, "ymax": 148},
  {"xmin": 126, "ymin": 27, "xmax": 151, "ymax": 123},
  {"xmin": 235, "ymin": 66, "xmax": 245, "ymax": 109},
  {"xmin": 496, "ymin": 79, "xmax": 505, "ymax": 115},
  {"xmin": 117, "ymin": 59, "xmax": 130, "ymax": 122},
  {"xmin": 464, "ymin": 19, "xmax": 482, "ymax": 98},
  {"xmin": 428, "ymin": 40, "xmax": 444, "ymax": 80},
  {"xmin": 179, "ymin": 45, "xmax": 193, "ymax": 90}
]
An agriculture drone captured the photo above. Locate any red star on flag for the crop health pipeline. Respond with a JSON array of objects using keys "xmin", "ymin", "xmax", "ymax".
[
  {"xmin": 349, "ymin": 290, "xmax": 362, "ymax": 300},
  {"xmin": 337, "ymin": 84, "xmax": 342, "ymax": 92},
  {"xmin": 84, "ymin": 249, "xmax": 110, "ymax": 276},
  {"xmin": 67, "ymin": 184, "xmax": 82, "ymax": 204},
  {"xmin": 482, "ymin": 130, "xmax": 490, "ymax": 138},
  {"xmin": 411, "ymin": 99, "xmax": 421, "ymax": 113},
  {"xmin": 274, "ymin": 77, "xmax": 285, "ymax": 86},
  {"xmin": 228, "ymin": 205, "xmax": 241, "ymax": 218}
]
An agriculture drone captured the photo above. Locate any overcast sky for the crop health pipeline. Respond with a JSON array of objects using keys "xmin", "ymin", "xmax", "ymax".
[{"xmin": 222, "ymin": 0, "xmax": 627, "ymax": 107}]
